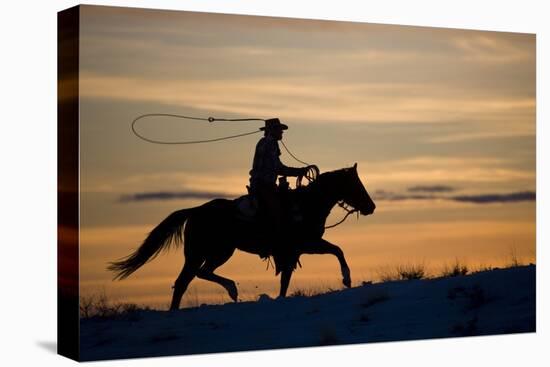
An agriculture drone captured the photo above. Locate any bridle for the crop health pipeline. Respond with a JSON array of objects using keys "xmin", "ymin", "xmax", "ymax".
[
  {"xmin": 292, "ymin": 166, "xmax": 360, "ymax": 230},
  {"xmin": 325, "ymin": 201, "xmax": 359, "ymax": 229}
]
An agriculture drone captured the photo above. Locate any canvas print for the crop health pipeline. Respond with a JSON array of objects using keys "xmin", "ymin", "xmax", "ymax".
[{"xmin": 58, "ymin": 5, "xmax": 536, "ymax": 362}]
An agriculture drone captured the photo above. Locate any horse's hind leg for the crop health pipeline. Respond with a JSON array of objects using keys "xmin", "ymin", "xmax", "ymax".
[
  {"xmin": 169, "ymin": 256, "xmax": 203, "ymax": 311},
  {"xmin": 196, "ymin": 251, "xmax": 238, "ymax": 302}
]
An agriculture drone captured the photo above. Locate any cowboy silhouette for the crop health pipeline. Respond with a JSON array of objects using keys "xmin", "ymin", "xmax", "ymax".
[{"xmin": 249, "ymin": 118, "xmax": 315, "ymax": 257}]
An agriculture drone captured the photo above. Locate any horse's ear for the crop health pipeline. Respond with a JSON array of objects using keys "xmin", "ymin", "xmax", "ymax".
[{"xmin": 353, "ymin": 162, "xmax": 357, "ymax": 170}]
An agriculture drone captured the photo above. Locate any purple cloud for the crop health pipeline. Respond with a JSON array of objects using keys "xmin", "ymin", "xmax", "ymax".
[
  {"xmin": 408, "ymin": 185, "xmax": 456, "ymax": 193},
  {"xmin": 120, "ymin": 190, "xmax": 233, "ymax": 202}
]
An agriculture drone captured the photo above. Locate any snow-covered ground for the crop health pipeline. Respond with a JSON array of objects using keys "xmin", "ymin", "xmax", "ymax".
[{"xmin": 80, "ymin": 265, "xmax": 535, "ymax": 361}]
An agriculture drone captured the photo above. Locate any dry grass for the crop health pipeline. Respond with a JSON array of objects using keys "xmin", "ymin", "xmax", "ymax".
[
  {"xmin": 506, "ymin": 247, "xmax": 523, "ymax": 268},
  {"xmin": 80, "ymin": 291, "xmax": 149, "ymax": 319},
  {"xmin": 377, "ymin": 262, "xmax": 427, "ymax": 282},
  {"xmin": 182, "ymin": 287, "xmax": 201, "ymax": 308},
  {"xmin": 440, "ymin": 259, "xmax": 469, "ymax": 277},
  {"xmin": 290, "ymin": 286, "xmax": 333, "ymax": 298},
  {"xmin": 469, "ymin": 263, "xmax": 494, "ymax": 274}
]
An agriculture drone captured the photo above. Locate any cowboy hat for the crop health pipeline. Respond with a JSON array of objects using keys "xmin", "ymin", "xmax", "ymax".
[{"xmin": 260, "ymin": 118, "xmax": 288, "ymax": 131}]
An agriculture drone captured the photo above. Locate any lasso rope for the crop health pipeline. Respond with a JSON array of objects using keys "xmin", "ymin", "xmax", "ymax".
[
  {"xmin": 131, "ymin": 113, "xmax": 264, "ymax": 145},
  {"xmin": 130, "ymin": 113, "xmax": 355, "ymax": 229},
  {"xmin": 280, "ymin": 140, "xmax": 310, "ymax": 166}
]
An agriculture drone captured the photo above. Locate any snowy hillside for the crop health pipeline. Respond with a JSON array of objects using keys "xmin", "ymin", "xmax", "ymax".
[{"xmin": 80, "ymin": 265, "xmax": 535, "ymax": 361}]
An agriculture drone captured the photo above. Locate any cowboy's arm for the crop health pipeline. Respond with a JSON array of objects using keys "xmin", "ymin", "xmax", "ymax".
[
  {"xmin": 277, "ymin": 161, "xmax": 306, "ymax": 177},
  {"xmin": 271, "ymin": 143, "xmax": 306, "ymax": 177}
]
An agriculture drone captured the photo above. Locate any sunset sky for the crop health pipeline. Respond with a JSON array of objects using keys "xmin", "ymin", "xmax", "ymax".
[{"xmin": 77, "ymin": 5, "xmax": 535, "ymax": 308}]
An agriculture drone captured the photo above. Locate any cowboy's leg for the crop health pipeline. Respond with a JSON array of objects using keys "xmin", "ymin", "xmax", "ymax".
[
  {"xmin": 259, "ymin": 185, "xmax": 283, "ymax": 254},
  {"xmin": 254, "ymin": 185, "xmax": 275, "ymax": 256},
  {"xmin": 266, "ymin": 190, "xmax": 282, "ymax": 235}
]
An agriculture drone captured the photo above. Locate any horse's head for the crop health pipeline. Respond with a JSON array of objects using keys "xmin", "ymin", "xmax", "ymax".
[{"xmin": 339, "ymin": 163, "xmax": 376, "ymax": 216}]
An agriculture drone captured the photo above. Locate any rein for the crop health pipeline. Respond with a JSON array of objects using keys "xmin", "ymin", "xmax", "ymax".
[
  {"xmin": 131, "ymin": 113, "xmax": 359, "ymax": 229},
  {"xmin": 301, "ymin": 173, "xmax": 359, "ymax": 230},
  {"xmin": 325, "ymin": 201, "xmax": 359, "ymax": 229}
]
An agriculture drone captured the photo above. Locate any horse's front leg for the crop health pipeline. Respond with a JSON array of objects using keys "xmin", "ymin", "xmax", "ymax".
[
  {"xmin": 303, "ymin": 239, "xmax": 351, "ymax": 288},
  {"xmin": 279, "ymin": 268, "xmax": 292, "ymax": 298}
]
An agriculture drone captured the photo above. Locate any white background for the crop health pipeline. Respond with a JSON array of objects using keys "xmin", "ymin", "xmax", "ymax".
[{"xmin": 0, "ymin": 0, "xmax": 547, "ymax": 366}]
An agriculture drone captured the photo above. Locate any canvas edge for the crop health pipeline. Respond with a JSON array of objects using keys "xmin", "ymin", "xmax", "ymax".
[{"xmin": 57, "ymin": 4, "xmax": 80, "ymax": 362}]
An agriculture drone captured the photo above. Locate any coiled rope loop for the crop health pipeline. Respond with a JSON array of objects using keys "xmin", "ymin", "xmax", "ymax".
[
  {"xmin": 130, "ymin": 113, "xmax": 352, "ymax": 228},
  {"xmin": 131, "ymin": 113, "xmax": 264, "ymax": 145}
]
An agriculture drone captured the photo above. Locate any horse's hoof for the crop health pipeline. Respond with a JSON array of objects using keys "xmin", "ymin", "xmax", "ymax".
[
  {"xmin": 228, "ymin": 285, "xmax": 238, "ymax": 302},
  {"xmin": 342, "ymin": 267, "xmax": 351, "ymax": 288}
]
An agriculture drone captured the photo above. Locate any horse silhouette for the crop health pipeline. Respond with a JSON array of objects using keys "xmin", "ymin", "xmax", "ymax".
[{"xmin": 108, "ymin": 163, "xmax": 376, "ymax": 310}]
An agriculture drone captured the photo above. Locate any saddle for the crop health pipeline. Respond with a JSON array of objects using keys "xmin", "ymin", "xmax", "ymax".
[
  {"xmin": 234, "ymin": 187, "xmax": 304, "ymax": 224},
  {"xmin": 234, "ymin": 194, "xmax": 258, "ymax": 219}
]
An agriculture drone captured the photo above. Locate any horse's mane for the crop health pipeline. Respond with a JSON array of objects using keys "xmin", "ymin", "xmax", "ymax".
[
  {"xmin": 318, "ymin": 167, "xmax": 349, "ymax": 179},
  {"xmin": 295, "ymin": 167, "xmax": 349, "ymax": 195},
  {"xmin": 310, "ymin": 167, "xmax": 349, "ymax": 187}
]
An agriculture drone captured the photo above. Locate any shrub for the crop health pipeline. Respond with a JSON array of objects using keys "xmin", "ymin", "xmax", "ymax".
[
  {"xmin": 377, "ymin": 262, "xmax": 427, "ymax": 282},
  {"xmin": 396, "ymin": 263, "xmax": 426, "ymax": 280},
  {"xmin": 441, "ymin": 259, "xmax": 468, "ymax": 277},
  {"xmin": 376, "ymin": 266, "xmax": 400, "ymax": 282}
]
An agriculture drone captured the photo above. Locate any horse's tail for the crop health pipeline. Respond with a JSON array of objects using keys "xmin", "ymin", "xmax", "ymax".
[{"xmin": 108, "ymin": 208, "xmax": 193, "ymax": 280}]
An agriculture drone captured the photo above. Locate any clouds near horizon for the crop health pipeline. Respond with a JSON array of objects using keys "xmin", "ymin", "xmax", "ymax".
[
  {"xmin": 76, "ymin": 6, "xmax": 536, "ymax": 307},
  {"xmin": 374, "ymin": 189, "xmax": 535, "ymax": 204}
]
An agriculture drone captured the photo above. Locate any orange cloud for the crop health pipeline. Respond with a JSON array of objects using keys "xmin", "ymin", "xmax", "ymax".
[
  {"xmin": 452, "ymin": 34, "xmax": 534, "ymax": 64},
  {"xmin": 79, "ymin": 72, "xmax": 534, "ymax": 126}
]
